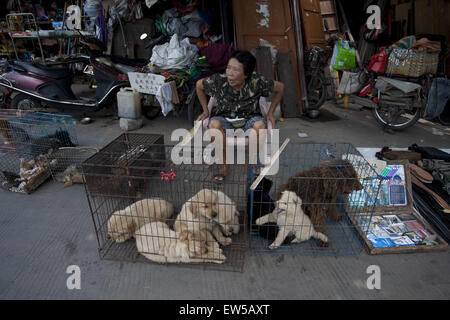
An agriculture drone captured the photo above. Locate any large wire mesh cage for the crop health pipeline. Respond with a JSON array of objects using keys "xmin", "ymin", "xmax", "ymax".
[
  {"xmin": 7, "ymin": 112, "xmax": 78, "ymax": 160},
  {"xmin": 0, "ymin": 109, "xmax": 51, "ymax": 193},
  {"xmin": 249, "ymin": 142, "xmax": 381, "ymax": 256},
  {"xmin": 82, "ymin": 133, "xmax": 249, "ymax": 272},
  {"xmin": 6, "ymin": 112, "xmax": 84, "ymax": 184}
]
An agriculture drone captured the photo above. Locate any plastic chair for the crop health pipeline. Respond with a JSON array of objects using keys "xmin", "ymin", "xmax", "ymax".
[{"xmin": 202, "ymin": 96, "xmax": 275, "ymax": 147}]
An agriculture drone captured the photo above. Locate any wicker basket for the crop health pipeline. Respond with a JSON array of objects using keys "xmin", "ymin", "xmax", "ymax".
[{"xmin": 386, "ymin": 48, "xmax": 439, "ymax": 77}]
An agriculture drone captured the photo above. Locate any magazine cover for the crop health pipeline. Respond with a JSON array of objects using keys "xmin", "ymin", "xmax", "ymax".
[
  {"xmin": 380, "ymin": 165, "xmax": 408, "ymax": 206},
  {"xmin": 348, "ymin": 165, "xmax": 408, "ymax": 208}
]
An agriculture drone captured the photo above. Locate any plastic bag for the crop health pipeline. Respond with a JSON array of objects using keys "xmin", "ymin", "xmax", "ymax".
[
  {"xmin": 331, "ymin": 40, "xmax": 356, "ymax": 70},
  {"xmin": 156, "ymin": 83, "xmax": 174, "ymax": 116},
  {"xmin": 150, "ymin": 34, "xmax": 199, "ymax": 70},
  {"xmin": 337, "ymin": 70, "xmax": 366, "ymax": 94},
  {"xmin": 368, "ymin": 47, "xmax": 389, "ymax": 73}
]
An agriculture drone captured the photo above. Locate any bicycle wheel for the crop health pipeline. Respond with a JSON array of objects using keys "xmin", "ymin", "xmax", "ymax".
[
  {"xmin": 372, "ymin": 105, "xmax": 422, "ymax": 130},
  {"xmin": 305, "ymin": 71, "xmax": 327, "ymax": 110}
]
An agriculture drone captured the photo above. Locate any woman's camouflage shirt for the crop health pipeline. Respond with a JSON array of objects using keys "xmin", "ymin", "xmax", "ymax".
[{"xmin": 202, "ymin": 73, "xmax": 274, "ymax": 119}]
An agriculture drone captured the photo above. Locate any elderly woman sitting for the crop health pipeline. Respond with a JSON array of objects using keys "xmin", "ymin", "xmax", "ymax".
[{"xmin": 196, "ymin": 50, "xmax": 284, "ymax": 181}]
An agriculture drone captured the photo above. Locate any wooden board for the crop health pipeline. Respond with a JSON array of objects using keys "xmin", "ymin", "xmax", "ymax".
[
  {"xmin": 254, "ymin": 46, "xmax": 275, "ymax": 80},
  {"xmin": 300, "ymin": 0, "xmax": 326, "ymax": 50},
  {"xmin": 232, "ymin": 0, "xmax": 303, "ymax": 111},
  {"xmin": 277, "ymin": 52, "xmax": 301, "ymax": 118}
]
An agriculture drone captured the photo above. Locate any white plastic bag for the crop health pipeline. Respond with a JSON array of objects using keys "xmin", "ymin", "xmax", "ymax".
[
  {"xmin": 150, "ymin": 34, "xmax": 199, "ymax": 70},
  {"xmin": 156, "ymin": 83, "xmax": 174, "ymax": 116},
  {"xmin": 337, "ymin": 71, "xmax": 366, "ymax": 94}
]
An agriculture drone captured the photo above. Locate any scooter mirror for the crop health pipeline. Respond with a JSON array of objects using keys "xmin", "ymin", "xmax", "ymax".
[{"xmin": 140, "ymin": 33, "xmax": 148, "ymax": 40}]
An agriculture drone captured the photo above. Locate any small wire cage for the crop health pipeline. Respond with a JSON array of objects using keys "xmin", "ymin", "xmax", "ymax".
[
  {"xmin": 6, "ymin": 112, "xmax": 80, "ymax": 181},
  {"xmin": 249, "ymin": 142, "xmax": 381, "ymax": 256},
  {"xmin": 82, "ymin": 133, "xmax": 249, "ymax": 272}
]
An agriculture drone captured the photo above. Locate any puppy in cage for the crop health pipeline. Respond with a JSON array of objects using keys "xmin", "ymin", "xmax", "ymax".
[
  {"xmin": 214, "ymin": 190, "xmax": 241, "ymax": 236},
  {"xmin": 174, "ymin": 189, "xmax": 236, "ymax": 247},
  {"xmin": 135, "ymin": 222, "xmax": 226, "ymax": 264},
  {"xmin": 279, "ymin": 159, "xmax": 363, "ymax": 236},
  {"xmin": 107, "ymin": 198, "xmax": 174, "ymax": 243},
  {"xmin": 256, "ymin": 191, "xmax": 329, "ymax": 249}
]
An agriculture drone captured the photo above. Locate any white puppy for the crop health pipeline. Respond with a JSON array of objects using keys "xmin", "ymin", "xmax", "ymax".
[
  {"xmin": 213, "ymin": 190, "xmax": 240, "ymax": 237},
  {"xmin": 107, "ymin": 198, "xmax": 174, "ymax": 243},
  {"xmin": 135, "ymin": 222, "xmax": 225, "ymax": 264},
  {"xmin": 174, "ymin": 189, "xmax": 232, "ymax": 246},
  {"xmin": 255, "ymin": 190, "xmax": 329, "ymax": 249}
]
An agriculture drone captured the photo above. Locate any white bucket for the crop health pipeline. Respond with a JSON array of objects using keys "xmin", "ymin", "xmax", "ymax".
[{"xmin": 117, "ymin": 87, "xmax": 142, "ymax": 119}]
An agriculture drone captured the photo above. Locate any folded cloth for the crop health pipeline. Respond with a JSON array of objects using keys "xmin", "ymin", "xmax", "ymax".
[
  {"xmin": 413, "ymin": 185, "xmax": 450, "ymax": 244},
  {"xmin": 411, "ymin": 174, "xmax": 450, "ymax": 211},
  {"xmin": 424, "ymin": 78, "xmax": 450, "ymax": 120},
  {"xmin": 156, "ymin": 83, "xmax": 174, "ymax": 116},
  {"xmin": 409, "ymin": 144, "xmax": 450, "ymax": 162},
  {"xmin": 411, "ymin": 37, "xmax": 441, "ymax": 53}
]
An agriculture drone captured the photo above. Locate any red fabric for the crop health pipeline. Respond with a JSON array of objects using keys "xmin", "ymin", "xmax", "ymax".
[
  {"xmin": 199, "ymin": 44, "xmax": 234, "ymax": 72},
  {"xmin": 173, "ymin": 0, "xmax": 200, "ymax": 15},
  {"xmin": 368, "ymin": 47, "xmax": 389, "ymax": 73},
  {"xmin": 358, "ymin": 80, "xmax": 376, "ymax": 97}
]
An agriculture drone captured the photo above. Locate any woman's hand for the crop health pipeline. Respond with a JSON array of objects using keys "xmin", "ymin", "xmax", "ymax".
[
  {"xmin": 197, "ymin": 111, "xmax": 210, "ymax": 122},
  {"xmin": 266, "ymin": 112, "xmax": 275, "ymax": 128}
]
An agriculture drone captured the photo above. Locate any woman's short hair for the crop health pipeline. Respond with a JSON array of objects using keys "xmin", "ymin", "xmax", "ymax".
[{"xmin": 229, "ymin": 50, "xmax": 256, "ymax": 78}]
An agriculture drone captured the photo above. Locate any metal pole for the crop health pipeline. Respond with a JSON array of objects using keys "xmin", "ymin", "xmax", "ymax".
[
  {"xmin": 289, "ymin": 0, "xmax": 309, "ymax": 114},
  {"xmin": 6, "ymin": 14, "xmax": 19, "ymax": 60}
]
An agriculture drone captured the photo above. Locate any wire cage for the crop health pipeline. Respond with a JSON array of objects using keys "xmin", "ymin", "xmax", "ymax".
[
  {"xmin": 6, "ymin": 112, "xmax": 80, "ymax": 182},
  {"xmin": 0, "ymin": 109, "xmax": 52, "ymax": 193},
  {"xmin": 82, "ymin": 133, "xmax": 249, "ymax": 272},
  {"xmin": 249, "ymin": 142, "xmax": 381, "ymax": 257}
]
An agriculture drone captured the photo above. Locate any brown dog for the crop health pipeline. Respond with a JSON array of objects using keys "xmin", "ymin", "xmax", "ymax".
[{"xmin": 279, "ymin": 159, "xmax": 363, "ymax": 235}]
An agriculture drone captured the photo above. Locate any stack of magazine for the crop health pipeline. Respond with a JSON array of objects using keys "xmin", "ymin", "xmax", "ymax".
[{"xmin": 357, "ymin": 214, "xmax": 438, "ymax": 248}]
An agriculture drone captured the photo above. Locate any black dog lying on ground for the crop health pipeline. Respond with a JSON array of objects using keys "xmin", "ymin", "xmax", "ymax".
[{"xmin": 247, "ymin": 177, "xmax": 293, "ymax": 244}]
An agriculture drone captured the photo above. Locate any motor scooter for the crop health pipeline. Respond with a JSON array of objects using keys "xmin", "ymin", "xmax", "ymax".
[{"xmin": 0, "ymin": 36, "xmax": 158, "ymax": 116}]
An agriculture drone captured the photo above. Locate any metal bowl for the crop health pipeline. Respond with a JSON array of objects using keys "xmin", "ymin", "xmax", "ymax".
[
  {"xmin": 80, "ymin": 117, "xmax": 92, "ymax": 124},
  {"xmin": 307, "ymin": 109, "xmax": 320, "ymax": 119}
]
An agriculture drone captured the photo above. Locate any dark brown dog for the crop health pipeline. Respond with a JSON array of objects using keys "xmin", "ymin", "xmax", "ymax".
[{"xmin": 278, "ymin": 159, "xmax": 363, "ymax": 235}]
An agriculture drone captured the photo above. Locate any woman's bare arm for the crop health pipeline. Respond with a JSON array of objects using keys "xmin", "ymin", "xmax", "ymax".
[{"xmin": 196, "ymin": 79, "xmax": 210, "ymax": 121}]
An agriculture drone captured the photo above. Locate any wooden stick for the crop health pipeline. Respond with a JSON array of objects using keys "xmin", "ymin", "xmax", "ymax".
[
  {"xmin": 179, "ymin": 120, "xmax": 202, "ymax": 147},
  {"xmin": 250, "ymin": 138, "xmax": 290, "ymax": 190},
  {"xmin": 58, "ymin": 146, "xmax": 100, "ymax": 152}
]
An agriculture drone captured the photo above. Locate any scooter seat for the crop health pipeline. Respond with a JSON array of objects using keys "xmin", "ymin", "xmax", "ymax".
[
  {"xmin": 110, "ymin": 55, "xmax": 148, "ymax": 68},
  {"xmin": 13, "ymin": 61, "xmax": 71, "ymax": 79}
]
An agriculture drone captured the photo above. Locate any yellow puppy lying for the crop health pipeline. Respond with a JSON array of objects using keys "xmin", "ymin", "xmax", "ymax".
[
  {"xmin": 107, "ymin": 198, "xmax": 174, "ymax": 243},
  {"xmin": 135, "ymin": 222, "xmax": 225, "ymax": 264}
]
